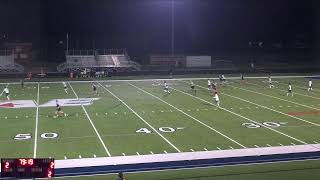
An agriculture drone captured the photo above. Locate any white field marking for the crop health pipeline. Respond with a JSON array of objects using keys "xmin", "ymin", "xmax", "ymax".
[
  {"xmin": 98, "ymin": 82, "xmax": 181, "ymax": 153},
  {"xmin": 79, "ymin": 155, "xmax": 82, "ymax": 159},
  {"xmin": 122, "ymin": 153, "xmax": 126, "ymax": 156},
  {"xmin": 266, "ymin": 144, "xmax": 272, "ymax": 147},
  {"xmin": 164, "ymin": 150, "xmax": 168, "ymax": 154},
  {"xmin": 279, "ymin": 143, "xmax": 284, "ymax": 146},
  {"xmin": 64, "ymin": 156, "xmax": 67, "ymax": 160},
  {"xmin": 136, "ymin": 152, "xmax": 140, "ymax": 155},
  {"xmin": 190, "ymin": 149, "xmax": 194, "ymax": 152},
  {"xmin": 5, "ymin": 117, "xmax": 7, "ymax": 119},
  {"xmin": 105, "ymin": 113, "xmax": 108, "ymax": 115},
  {"xmin": 15, "ymin": 116, "xmax": 18, "ymax": 118},
  {"xmin": 248, "ymin": 81, "xmax": 320, "ymax": 100},
  {"xmin": 0, "ymin": 75, "xmax": 314, "ymax": 85},
  {"xmin": 314, "ymin": 141, "xmax": 319, "ymax": 144},
  {"xmin": 93, "ymin": 154, "xmax": 97, "ymax": 158},
  {"xmin": 129, "ymin": 83, "xmax": 247, "ymax": 148},
  {"xmin": 176, "ymin": 82, "xmax": 308, "ymax": 145},
  {"xmin": 254, "ymin": 145, "xmax": 260, "ymax": 148},
  {"xmin": 291, "ymin": 143, "xmax": 296, "ymax": 145},
  {"xmin": 204, "ymin": 148, "xmax": 208, "ymax": 151},
  {"xmin": 150, "ymin": 151, "xmax": 154, "ymax": 154},
  {"xmin": 221, "ymin": 92, "xmax": 320, "ymax": 127},
  {"xmin": 68, "ymin": 83, "xmax": 111, "ymax": 157},
  {"xmin": 227, "ymin": 84, "xmax": 320, "ymax": 111},
  {"xmin": 217, "ymin": 147, "xmax": 221, "ymax": 150},
  {"xmin": 33, "ymin": 83, "xmax": 40, "ymax": 158},
  {"xmin": 229, "ymin": 146, "xmax": 234, "ymax": 149}
]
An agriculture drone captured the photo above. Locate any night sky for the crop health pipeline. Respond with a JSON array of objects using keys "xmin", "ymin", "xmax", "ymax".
[{"xmin": 0, "ymin": 0, "xmax": 318, "ymax": 58}]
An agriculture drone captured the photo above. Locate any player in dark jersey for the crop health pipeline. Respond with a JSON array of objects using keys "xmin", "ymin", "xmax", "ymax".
[
  {"xmin": 190, "ymin": 80, "xmax": 196, "ymax": 94},
  {"xmin": 55, "ymin": 100, "xmax": 64, "ymax": 117},
  {"xmin": 92, "ymin": 84, "xmax": 98, "ymax": 95}
]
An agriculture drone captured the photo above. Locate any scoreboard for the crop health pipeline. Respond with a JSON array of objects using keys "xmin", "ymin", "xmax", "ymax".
[{"xmin": 1, "ymin": 158, "xmax": 54, "ymax": 178}]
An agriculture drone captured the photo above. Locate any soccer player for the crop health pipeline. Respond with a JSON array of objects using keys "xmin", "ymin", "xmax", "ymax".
[
  {"xmin": 20, "ymin": 79, "xmax": 24, "ymax": 89},
  {"xmin": 213, "ymin": 91, "xmax": 220, "ymax": 107},
  {"xmin": 207, "ymin": 79, "xmax": 212, "ymax": 90},
  {"xmin": 163, "ymin": 81, "xmax": 171, "ymax": 94},
  {"xmin": 308, "ymin": 79, "xmax": 313, "ymax": 91},
  {"xmin": 190, "ymin": 80, "xmax": 196, "ymax": 94},
  {"xmin": 92, "ymin": 83, "xmax": 98, "ymax": 95},
  {"xmin": 3, "ymin": 87, "xmax": 10, "ymax": 100},
  {"xmin": 62, "ymin": 82, "xmax": 68, "ymax": 94},
  {"xmin": 287, "ymin": 83, "xmax": 293, "ymax": 97},
  {"xmin": 55, "ymin": 100, "xmax": 64, "ymax": 117},
  {"xmin": 268, "ymin": 76, "xmax": 274, "ymax": 88},
  {"xmin": 221, "ymin": 74, "xmax": 226, "ymax": 82},
  {"xmin": 211, "ymin": 80, "xmax": 217, "ymax": 91}
]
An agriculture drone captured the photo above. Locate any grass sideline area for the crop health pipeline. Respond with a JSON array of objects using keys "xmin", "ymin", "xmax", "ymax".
[
  {"xmin": 0, "ymin": 75, "xmax": 320, "ymax": 178},
  {"xmin": 55, "ymin": 160, "xmax": 320, "ymax": 180}
]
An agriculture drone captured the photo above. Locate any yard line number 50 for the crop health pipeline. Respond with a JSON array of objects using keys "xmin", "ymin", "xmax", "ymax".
[{"xmin": 14, "ymin": 133, "xmax": 58, "ymax": 140}]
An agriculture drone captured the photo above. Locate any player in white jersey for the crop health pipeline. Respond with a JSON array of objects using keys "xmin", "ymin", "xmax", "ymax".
[
  {"xmin": 163, "ymin": 81, "xmax": 170, "ymax": 94},
  {"xmin": 287, "ymin": 83, "xmax": 293, "ymax": 97},
  {"xmin": 207, "ymin": 79, "xmax": 212, "ymax": 90},
  {"xmin": 62, "ymin": 82, "xmax": 68, "ymax": 94},
  {"xmin": 213, "ymin": 91, "xmax": 220, "ymax": 107},
  {"xmin": 268, "ymin": 76, "xmax": 274, "ymax": 88},
  {"xmin": 308, "ymin": 79, "xmax": 313, "ymax": 91},
  {"xmin": 3, "ymin": 87, "xmax": 10, "ymax": 100}
]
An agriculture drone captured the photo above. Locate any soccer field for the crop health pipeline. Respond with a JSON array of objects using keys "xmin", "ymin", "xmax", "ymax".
[{"xmin": 0, "ymin": 76, "xmax": 320, "ymax": 161}]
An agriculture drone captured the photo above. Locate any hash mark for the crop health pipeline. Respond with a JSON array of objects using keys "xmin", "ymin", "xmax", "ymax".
[
  {"xmin": 217, "ymin": 147, "xmax": 221, "ymax": 150},
  {"xmin": 122, "ymin": 153, "xmax": 126, "ymax": 156},
  {"xmin": 150, "ymin": 151, "xmax": 154, "ymax": 154},
  {"xmin": 164, "ymin": 150, "xmax": 168, "ymax": 154},
  {"xmin": 204, "ymin": 148, "xmax": 208, "ymax": 151},
  {"xmin": 279, "ymin": 143, "xmax": 284, "ymax": 146},
  {"xmin": 291, "ymin": 143, "xmax": 296, "ymax": 145},
  {"xmin": 254, "ymin": 145, "xmax": 260, "ymax": 148},
  {"xmin": 93, "ymin": 154, "xmax": 97, "ymax": 158},
  {"xmin": 313, "ymin": 141, "xmax": 319, "ymax": 144},
  {"xmin": 229, "ymin": 146, "xmax": 234, "ymax": 149},
  {"xmin": 64, "ymin": 156, "xmax": 67, "ymax": 159},
  {"xmin": 266, "ymin": 144, "xmax": 272, "ymax": 147},
  {"xmin": 136, "ymin": 152, "xmax": 140, "ymax": 155},
  {"xmin": 79, "ymin": 155, "xmax": 82, "ymax": 159},
  {"xmin": 190, "ymin": 149, "xmax": 194, "ymax": 152}
]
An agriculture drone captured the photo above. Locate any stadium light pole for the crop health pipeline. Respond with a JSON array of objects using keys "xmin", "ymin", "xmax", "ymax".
[{"xmin": 171, "ymin": 0, "xmax": 175, "ymax": 56}]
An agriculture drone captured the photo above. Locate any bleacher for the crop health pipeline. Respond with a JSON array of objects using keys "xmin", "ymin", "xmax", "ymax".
[
  {"xmin": 0, "ymin": 50, "xmax": 24, "ymax": 73},
  {"xmin": 57, "ymin": 49, "xmax": 140, "ymax": 72}
]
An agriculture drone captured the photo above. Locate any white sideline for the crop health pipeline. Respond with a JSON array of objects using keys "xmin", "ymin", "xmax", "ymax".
[
  {"xmin": 0, "ymin": 75, "xmax": 317, "ymax": 85},
  {"xmin": 129, "ymin": 83, "xmax": 246, "ymax": 148},
  {"xmin": 68, "ymin": 83, "xmax": 112, "ymax": 157},
  {"xmin": 97, "ymin": 82, "xmax": 181, "ymax": 153},
  {"xmin": 227, "ymin": 84, "xmax": 320, "ymax": 111},
  {"xmin": 171, "ymin": 85, "xmax": 308, "ymax": 145},
  {"xmin": 33, "ymin": 83, "xmax": 40, "ymax": 158},
  {"xmin": 52, "ymin": 144, "xmax": 320, "ymax": 169}
]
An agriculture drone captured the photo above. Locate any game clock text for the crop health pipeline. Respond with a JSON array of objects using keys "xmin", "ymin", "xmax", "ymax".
[{"xmin": 1, "ymin": 158, "xmax": 54, "ymax": 178}]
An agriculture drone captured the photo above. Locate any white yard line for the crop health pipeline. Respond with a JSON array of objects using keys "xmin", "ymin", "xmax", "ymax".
[
  {"xmin": 226, "ymin": 84, "xmax": 320, "ymax": 111},
  {"xmin": 172, "ymin": 85, "xmax": 308, "ymax": 145},
  {"xmin": 220, "ymin": 92, "xmax": 320, "ymax": 127},
  {"xmin": 68, "ymin": 83, "xmax": 112, "ymax": 157},
  {"xmin": 0, "ymin": 75, "xmax": 315, "ymax": 85},
  {"xmin": 98, "ymin": 82, "xmax": 181, "ymax": 153},
  {"xmin": 246, "ymin": 81, "xmax": 320, "ymax": 100},
  {"xmin": 33, "ymin": 83, "xmax": 40, "ymax": 158},
  {"xmin": 129, "ymin": 83, "xmax": 246, "ymax": 148}
]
